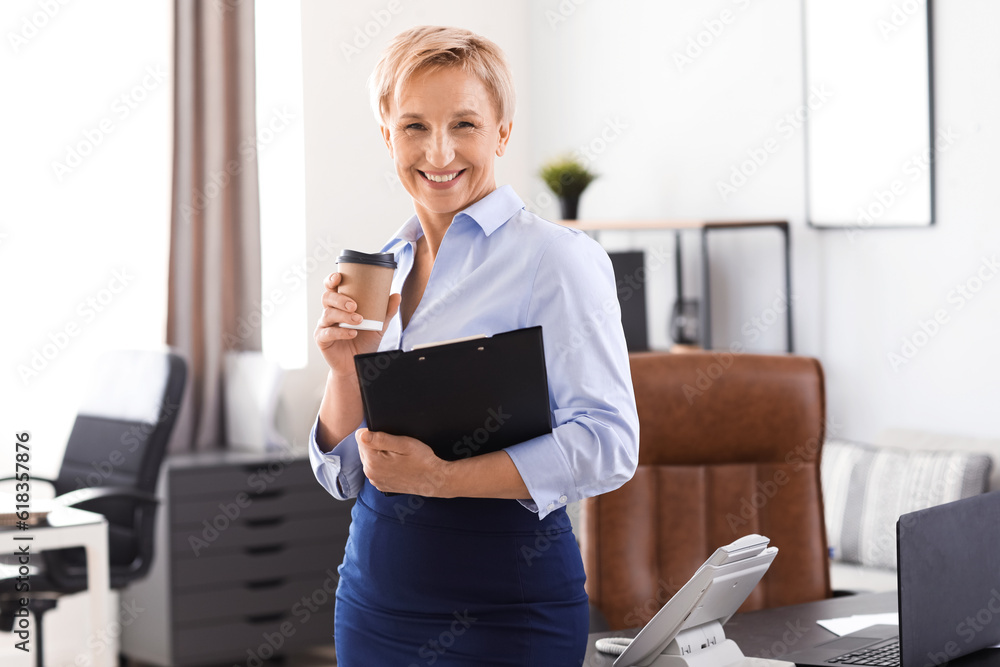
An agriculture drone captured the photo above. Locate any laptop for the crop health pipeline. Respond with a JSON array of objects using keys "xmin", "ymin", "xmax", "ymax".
[{"xmin": 786, "ymin": 490, "xmax": 1000, "ymax": 667}]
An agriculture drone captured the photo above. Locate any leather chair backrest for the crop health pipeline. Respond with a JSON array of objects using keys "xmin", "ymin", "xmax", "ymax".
[{"xmin": 580, "ymin": 351, "xmax": 830, "ymax": 630}]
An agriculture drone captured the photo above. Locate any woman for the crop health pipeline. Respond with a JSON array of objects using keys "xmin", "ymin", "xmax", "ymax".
[{"xmin": 309, "ymin": 25, "xmax": 639, "ymax": 665}]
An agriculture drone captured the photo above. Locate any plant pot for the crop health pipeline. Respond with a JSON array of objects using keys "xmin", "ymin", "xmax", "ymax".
[{"xmin": 558, "ymin": 193, "xmax": 581, "ymax": 220}]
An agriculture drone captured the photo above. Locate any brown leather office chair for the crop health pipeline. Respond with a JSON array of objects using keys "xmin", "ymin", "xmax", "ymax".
[{"xmin": 580, "ymin": 351, "xmax": 831, "ymax": 630}]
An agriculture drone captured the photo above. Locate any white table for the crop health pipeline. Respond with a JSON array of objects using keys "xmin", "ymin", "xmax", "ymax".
[{"xmin": 1, "ymin": 506, "xmax": 111, "ymax": 667}]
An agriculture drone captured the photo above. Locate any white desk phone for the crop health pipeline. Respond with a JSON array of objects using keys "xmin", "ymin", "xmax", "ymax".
[{"xmin": 595, "ymin": 534, "xmax": 778, "ymax": 667}]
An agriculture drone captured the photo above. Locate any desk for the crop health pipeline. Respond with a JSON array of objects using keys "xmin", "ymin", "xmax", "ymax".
[
  {"xmin": 1, "ymin": 506, "xmax": 111, "ymax": 667},
  {"xmin": 585, "ymin": 591, "xmax": 999, "ymax": 667}
]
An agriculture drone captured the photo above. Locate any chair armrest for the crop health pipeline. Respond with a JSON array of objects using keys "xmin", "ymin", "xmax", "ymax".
[
  {"xmin": 0, "ymin": 477, "xmax": 56, "ymax": 500},
  {"xmin": 53, "ymin": 487, "xmax": 159, "ymax": 509},
  {"xmin": 0, "ymin": 476, "xmax": 55, "ymax": 485}
]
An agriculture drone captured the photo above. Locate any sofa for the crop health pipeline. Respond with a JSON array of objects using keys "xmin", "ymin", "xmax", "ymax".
[{"xmin": 822, "ymin": 428, "xmax": 998, "ymax": 593}]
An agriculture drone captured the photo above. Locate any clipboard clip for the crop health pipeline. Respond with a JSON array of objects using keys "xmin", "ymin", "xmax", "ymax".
[{"xmin": 410, "ymin": 333, "xmax": 488, "ymax": 351}]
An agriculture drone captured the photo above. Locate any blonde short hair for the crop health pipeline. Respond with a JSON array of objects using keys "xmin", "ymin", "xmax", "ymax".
[{"xmin": 368, "ymin": 25, "xmax": 516, "ymax": 126}]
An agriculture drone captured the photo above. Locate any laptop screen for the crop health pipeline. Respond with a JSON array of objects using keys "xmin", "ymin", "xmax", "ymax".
[{"xmin": 897, "ymin": 490, "xmax": 1000, "ymax": 667}]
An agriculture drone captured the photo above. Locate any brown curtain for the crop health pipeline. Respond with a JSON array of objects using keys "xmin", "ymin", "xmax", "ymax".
[{"xmin": 167, "ymin": 0, "xmax": 262, "ymax": 453}]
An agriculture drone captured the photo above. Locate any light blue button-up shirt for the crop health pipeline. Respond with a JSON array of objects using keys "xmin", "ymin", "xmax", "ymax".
[{"xmin": 308, "ymin": 185, "xmax": 639, "ymax": 519}]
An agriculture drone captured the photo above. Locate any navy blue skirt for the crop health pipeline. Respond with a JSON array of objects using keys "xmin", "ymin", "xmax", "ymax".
[{"xmin": 334, "ymin": 478, "xmax": 589, "ymax": 666}]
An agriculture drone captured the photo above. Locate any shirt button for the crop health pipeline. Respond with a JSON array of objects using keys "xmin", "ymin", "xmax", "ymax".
[
  {"xmin": 547, "ymin": 503, "xmax": 555, "ymax": 511},
  {"xmin": 559, "ymin": 495, "xmax": 568, "ymax": 503}
]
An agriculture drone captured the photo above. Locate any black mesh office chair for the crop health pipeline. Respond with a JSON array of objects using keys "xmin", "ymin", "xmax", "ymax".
[{"xmin": 0, "ymin": 349, "xmax": 186, "ymax": 667}]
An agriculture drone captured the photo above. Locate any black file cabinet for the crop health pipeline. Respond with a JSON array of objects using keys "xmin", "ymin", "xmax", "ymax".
[{"xmin": 121, "ymin": 451, "xmax": 353, "ymax": 666}]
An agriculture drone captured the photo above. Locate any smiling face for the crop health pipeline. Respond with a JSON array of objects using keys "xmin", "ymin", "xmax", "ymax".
[{"xmin": 381, "ymin": 66, "xmax": 512, "ymax": 228}]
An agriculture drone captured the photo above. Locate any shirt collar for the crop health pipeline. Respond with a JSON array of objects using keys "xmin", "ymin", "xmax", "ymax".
[
  {"xmin": 381, "ymin": 185, "xmax": 525, "ymax": 251},
  {"xmin": 457, "ymin": 184, "xmax": 525, "ymax": 236}
]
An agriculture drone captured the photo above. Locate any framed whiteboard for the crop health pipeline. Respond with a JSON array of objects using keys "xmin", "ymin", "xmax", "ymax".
[{"xmin": 803, "ymin": 0, "xmax": 935, "ymax": 228}]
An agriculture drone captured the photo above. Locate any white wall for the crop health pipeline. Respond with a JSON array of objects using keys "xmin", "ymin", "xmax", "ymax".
[
  {"xmin": 819, "ymin": 0, "xmax": 1000, "ymax": 440},
  {"xmin": 292, "ymin": 0, "xmax": 1000, "ymax": 447}
]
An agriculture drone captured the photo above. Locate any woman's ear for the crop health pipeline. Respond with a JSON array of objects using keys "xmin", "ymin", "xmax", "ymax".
[
  {"xmin": 496, "ymin": 121, "xmax": 513, "ymax": 157},
  {"xmin": 381, "ymin": 125, "xmax": 393, "ymax": 158}
]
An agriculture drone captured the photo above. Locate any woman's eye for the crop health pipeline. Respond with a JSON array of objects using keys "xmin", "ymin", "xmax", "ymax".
[
  {"xmin": 455, "ymin": 121, "xmax": 474, "ymax": 129},
  {"xmin": 405, "ymin": 123, "xmax": 425, "ymax": 131}
]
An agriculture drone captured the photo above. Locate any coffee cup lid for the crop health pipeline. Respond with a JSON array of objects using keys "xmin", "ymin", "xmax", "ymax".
[{"xmin": 336, "ymin": 249, "xmax": 397, "ymax": 269}]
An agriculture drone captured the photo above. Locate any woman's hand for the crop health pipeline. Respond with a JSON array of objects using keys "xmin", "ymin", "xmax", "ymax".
[
  {"xmin": 356, "ymin": 429, "xmax": 453, "ymax": 496},
  {"xmin": 314, "ymin": 272, "xmax": 401, "ymax": 377},
  {"xmin": 356, "ymin": 429, "xmax": 532, "ymax": 500}
]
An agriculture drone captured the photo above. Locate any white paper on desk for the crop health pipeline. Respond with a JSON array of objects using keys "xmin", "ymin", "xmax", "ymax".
[
  {"xmin": 818, "ymin": 614, "xmax": 1000, "ymax": 649},
  {"xmin": 817, "ymin": 613, "xmax": 899, "ymax": 636}
]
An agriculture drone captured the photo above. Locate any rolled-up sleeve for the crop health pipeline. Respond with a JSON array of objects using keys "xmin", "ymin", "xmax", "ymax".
[
  {"xmin": 504, "ymin": 231, "xmax": 640, "ymax": 519},
  {"xmin": 307, "ymin": 416, "xmax": 366, "ymax": 500}
]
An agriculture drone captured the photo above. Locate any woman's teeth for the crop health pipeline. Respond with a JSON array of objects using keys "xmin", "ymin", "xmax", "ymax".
[{"xmin": 423, "ymin": 171, "xmax": 461, "ymax": 183}]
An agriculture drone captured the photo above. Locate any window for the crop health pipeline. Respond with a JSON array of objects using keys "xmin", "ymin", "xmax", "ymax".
[
  {"xmin": 255, "ymin": 0, "xmax": 308, "ymax": 369},
  {"xmin": 0, "ymin": 0, "xmax": 172, "ymax": 475}
]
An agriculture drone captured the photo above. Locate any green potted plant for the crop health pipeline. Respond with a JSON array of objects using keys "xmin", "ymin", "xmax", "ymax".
[{"xmin": 539, "ymin": 155, "xmax": 597, "ymax": 220}]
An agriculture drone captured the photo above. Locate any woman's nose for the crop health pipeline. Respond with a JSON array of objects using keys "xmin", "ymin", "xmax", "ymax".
[{"xmin": 426, "ymin": 130, "xmax": 455, "ymax": 167}]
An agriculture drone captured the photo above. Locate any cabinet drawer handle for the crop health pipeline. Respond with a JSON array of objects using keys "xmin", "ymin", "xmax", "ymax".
[
  {"xmin": 245, "ymin": 516, "xmax": 284, "ymax": 528},
  {"xmin": 251, "ymin": 489, "xmax": 285, "ymax": 500},
  {"xmin": 244, "ymin": 544, "xmax": 285, "ymax": 556},
  {"xmin": 242, "ymin": 463, "xmax": 287, "ymax": 475},
  {"xmin": 246, "ymin": 612, "xmax": 286, "ymax": 624},
  {"xmin": 246, "ymin": 578, "xmax": 287, "ymax": 590}
]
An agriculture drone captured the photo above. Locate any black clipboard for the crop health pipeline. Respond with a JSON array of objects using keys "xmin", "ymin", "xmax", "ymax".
[{"xmin": 353, "ymin": 326, "xmax": 552, "ymax": 462}]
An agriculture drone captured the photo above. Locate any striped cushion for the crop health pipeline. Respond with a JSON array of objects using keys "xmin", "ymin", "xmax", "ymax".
[{"xmin": 822, "ymin": 439, "xmax": 992, "ymax": 569}]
